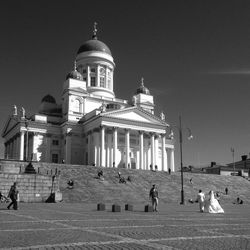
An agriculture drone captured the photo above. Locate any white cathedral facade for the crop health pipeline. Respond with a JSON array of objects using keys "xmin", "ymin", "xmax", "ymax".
[{"xmin": 2, "ymin": 25, "xmax": 175, "ymax": 172}]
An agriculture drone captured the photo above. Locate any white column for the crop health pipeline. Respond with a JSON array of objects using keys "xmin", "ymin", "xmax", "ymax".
[
  {"xmin": 106, "ymin": 133, "xmax": 112, "ymax": 167},
  {"xmin": 87, "ymin": 65, "xmax": 90, "ymax": 87},
  {"xmin": 155, "ymin": 135, "xmax": 159, "ymax": 170},
  {"xmin": 87, "ymin": 132, "xmax": 91, "ymax": 165},
  {"xmin": 161, "ymin": 135, "xmax": 166, "ymax": 171},
  {"xmin": 45, "ymin": 134, "xmax": 51, "ymax": 162},
  {"xmin": 139, "ymin": 131, "xmax": 144, "ymax": 170},
  {"xmin": 100, "ymin": 126, "xmax": 105, "ymax": 167},
  {"xmin": 65, "ymin": 133, "xmax": 72, "ymax": 164},
  {"xmin": 125, "ymin": 129, "xmax": 130, "ymax": 168},
  {"xmin": 96, "ymin": 65, "xmax": 100, "ymax": 87},
  {"xmin": 170, "ymin": 149, "xmax": 175, "ymax": 172},
  {"xmin": 112, "ymin": 127, "xmax": 118, "ymax": 167},
  {"xmin": 150, "ymin": 134, "xmax": 155, "ymax": 169},
  {"xmin": 19, "ymin": 132, "xmax": 24, "ymax": 161}
]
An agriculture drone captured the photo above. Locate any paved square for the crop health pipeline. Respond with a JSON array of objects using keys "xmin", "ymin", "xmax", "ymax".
[{"xmin": 0, "ymin": 202, "xmax": 250, "ymax": 250}]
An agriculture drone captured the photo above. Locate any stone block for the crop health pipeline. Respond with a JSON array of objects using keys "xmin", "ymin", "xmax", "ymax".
[
  {"xmin": 125, "ymin": 204, "xmax": 133, "ymax": 211},
  {"xmin": 97, "ymin": 203, "xmax": 105, "ymax": 211},
  {"xmin": 144, "ymin": 205, "xmax": 153, "ymax": 212},
  {"xmin": 112, "ymin": 204, "xmax": 121, "ymax": 212}
]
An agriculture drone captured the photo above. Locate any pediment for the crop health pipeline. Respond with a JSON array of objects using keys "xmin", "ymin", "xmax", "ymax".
[
  {"xmin": 102, "ymin": 107, "xmax": 167, "ymax": 126},
  {"xmin": 1, "ymin": 116, "xmax": 19, "ymax": 136}
]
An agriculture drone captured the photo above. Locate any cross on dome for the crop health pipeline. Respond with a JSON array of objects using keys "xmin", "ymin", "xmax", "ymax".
[
  {"xmin": 92, "ymin": 22, "xmax": 98, "ymax": 39},
  {"xmin": 141, "ymin": 77, "xmax": 144, "ymax": 87}
]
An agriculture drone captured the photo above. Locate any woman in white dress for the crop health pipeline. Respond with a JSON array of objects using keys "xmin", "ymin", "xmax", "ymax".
[{"xmin": 205, "ymin": 190, "xmax": 224, "ymax": 213}]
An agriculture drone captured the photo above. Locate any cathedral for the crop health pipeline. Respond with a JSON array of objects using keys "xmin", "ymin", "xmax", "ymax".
[{"xmin": 2, "ymin": 24, "xmax": 175, "ymax": 172}]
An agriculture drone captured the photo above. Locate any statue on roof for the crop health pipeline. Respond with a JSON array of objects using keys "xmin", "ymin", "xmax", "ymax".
[
  {"xmin": 100, "ymin": 102, "xmax": 106, "ymax": 112},
  {"xmin": 160, "ymin": 111, "xmax": 165, "ymax": 121},
  {"xmin": 21, "ymin": 107, "xmax": 25, "ymax": 118},
  {"xmin": 13, "ymin": 105, "xmax": 17, "ymax": 116}
]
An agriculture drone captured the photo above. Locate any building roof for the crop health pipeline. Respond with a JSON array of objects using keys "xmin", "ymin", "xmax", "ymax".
[
  {"xmin": 77, "ymin": 39, "xmax": 112, "ymax": 56},
  {"xmin": 41, "ymin": 94, "xmax": 56, "ymax": 104}
]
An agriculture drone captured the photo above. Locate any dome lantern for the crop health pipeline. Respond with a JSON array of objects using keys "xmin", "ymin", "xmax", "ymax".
[
  {"xmin": 66, "ymin": 61, "xmax": 83, "ymax": 81},
  {"xmin": 135, "ymin": 77, "xmax": 150, "ymax": 95}
]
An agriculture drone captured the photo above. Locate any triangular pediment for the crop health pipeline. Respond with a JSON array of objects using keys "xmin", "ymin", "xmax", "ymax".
[
  {"xmin": 102, "ymin": 107, "xmax": 167, "ymax": 126},
  {"xmin": 1, "ymin": 116, "xmax": 19, "ymax": 136}
]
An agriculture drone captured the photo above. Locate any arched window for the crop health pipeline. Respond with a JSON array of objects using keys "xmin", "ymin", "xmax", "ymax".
[{"xmin": 73, "ymin": 99, "xmax": 81, "ymax": 113}]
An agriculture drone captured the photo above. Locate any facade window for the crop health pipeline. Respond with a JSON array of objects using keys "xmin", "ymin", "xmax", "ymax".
[
  {"xmin": 107, "ymin": 79, "xmax": 111, "ymax": 89},
  {"xmin": 91, "ymin": 77, "xmax": 96, "ymax": 86},
  {"xmin": 73, "ymin": 99, "xmax": 81, "ymax": 113},
  {"xmin": 52, "ymin": 140, "xmax": 59, "ymax": 146},
  {"xmin": 100, "ymin": 77, "xmax": 105, "ymax": 87},
  {"xmin": 82, "ymin": 69, "xmax": 86, "ymax": 74},
  {"xmin": 91, "ymin": 68, "xmax": 96, "ymax": 73},
  {"xmin": 52, "ymin": 153, "xmax": 59, "ymax": 163}
]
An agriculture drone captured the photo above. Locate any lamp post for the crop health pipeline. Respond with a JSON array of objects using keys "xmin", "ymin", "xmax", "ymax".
[
  {"xmin": 24, "ymin": 120, "xmax": 29, "ymax": 162},
  {"xmin": 170, "ymin": 115, "xmax": 193, "ymax": 205},
  {"xmin": 231, "ymin": 148, "xmax": 235, "ymax": 175}
]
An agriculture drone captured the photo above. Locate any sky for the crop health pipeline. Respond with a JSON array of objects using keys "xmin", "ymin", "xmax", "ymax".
[{"xmin": 1, "ymin": 0, "xmax": 250, "ymax": 168}]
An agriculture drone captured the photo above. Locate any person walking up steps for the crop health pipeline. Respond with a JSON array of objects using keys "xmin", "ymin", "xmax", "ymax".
[
  {"xmin": 7, "ymin": 182, "xmax": 19, "ymax": 210},
  {"xmin": 149, "ymin": 184, "xmax": 159, "ymax": 212}
]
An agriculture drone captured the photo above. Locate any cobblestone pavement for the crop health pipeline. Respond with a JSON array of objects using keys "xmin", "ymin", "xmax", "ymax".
[{"xmin": 0, "ymin": 202, "xmax": 250, "ymax": 250}]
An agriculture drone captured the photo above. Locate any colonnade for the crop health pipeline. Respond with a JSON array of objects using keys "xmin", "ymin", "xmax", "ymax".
[{"xmin": 64, "ymin": 126, "xmax": 175, "ymax": 172}]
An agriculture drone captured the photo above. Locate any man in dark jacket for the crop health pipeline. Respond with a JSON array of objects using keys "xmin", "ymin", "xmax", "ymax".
[
  {"xmin": 149, "ymin": 184, "xmax": 159, "ymax": 212},
  {"xmin": 7, "ymin": 182, "xmax": 18, "ymax": 210}
]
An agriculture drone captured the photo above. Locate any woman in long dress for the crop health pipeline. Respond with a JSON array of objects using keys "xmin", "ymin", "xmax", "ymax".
[{"xmin": 205, "ymin": 190, "xmax": 224, "ymax": 213}]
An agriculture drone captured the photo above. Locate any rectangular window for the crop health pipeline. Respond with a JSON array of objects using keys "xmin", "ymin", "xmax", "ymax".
[
  {"xmin": 91, "ymin": 68, "xmax": 96, "ymax": 73},
  {"xmin": 52, "ymin": 140, "xmax": 59, "ymax": 146},
  {"xmin": 52, "ymin": 154, "xmax": 58, "ymax": 163},
  {"xmin": 91, "ymin": 77, "xmax": 96, "ymax": 86},
  {"xmin": 82, "ymin": 69, "xmax": 86, "ymax": 74},
  {"xmin": 100, "ymin": 77, "xmax": 105, "ymax": 87}
]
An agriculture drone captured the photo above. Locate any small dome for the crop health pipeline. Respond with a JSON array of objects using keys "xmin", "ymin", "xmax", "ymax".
[
  {"xmin": 66, "ymin": 61, "xmax": 83, "ymax": 81},
  {"xmin": 66, "ymin": 69, "xmax": 83, "ymax": 81},
  {"xmin": 135, "ymin": 78, "xmax": 150, "ymax": 95},
  {"xmin": 41, "ymin": 94, "xmax": 56, "ymax": 104},
  {"xmin": 77, "ymin": 39, "xmax": 112, "ymax": 56}
]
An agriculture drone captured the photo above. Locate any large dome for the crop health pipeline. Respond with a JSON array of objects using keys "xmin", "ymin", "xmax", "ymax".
[
  {"xmin": 41, "ymin": 94, "xmax": 56, "ymax": 104},
  {"xmin": 77, "ymin": 39, "xmax": 112, "ymax": 56}
]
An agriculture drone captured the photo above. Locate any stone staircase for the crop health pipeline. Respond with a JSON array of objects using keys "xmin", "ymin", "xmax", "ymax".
[{"xmin": 1, "ymin": 160, "xmax": 250, "ymax": 204}]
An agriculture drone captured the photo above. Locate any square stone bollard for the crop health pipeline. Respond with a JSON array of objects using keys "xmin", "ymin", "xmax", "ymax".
[
  {"xmin": 125, "ymin": 204, "xmax": 133, "ymax": 211},
  {"xmin": 112, "ymin": 204, "xmax": 121, "ymax": 212},
  {"xmin": 144, "ymin": 205, "xmax": 153, "ymax": 212},
  {"xmin": 97, "ymin": 203, "xmax": 105, "ymax": 211}
]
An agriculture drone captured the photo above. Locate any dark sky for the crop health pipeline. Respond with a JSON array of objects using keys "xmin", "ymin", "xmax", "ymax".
[{"xmin": 1, "ymin": 0, "xmax": 250, "ymax": 167}]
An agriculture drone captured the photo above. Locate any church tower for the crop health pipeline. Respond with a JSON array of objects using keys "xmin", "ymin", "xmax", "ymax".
[{"xmin": 76, "ymin": 22, "xmax": 115, "ymax": 98}]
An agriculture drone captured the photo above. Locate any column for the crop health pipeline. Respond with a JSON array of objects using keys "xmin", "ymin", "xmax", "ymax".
[
  {"xmin": 155, "ymin": 135, "xmax": 159, "ymax": 170},
  {"xmin": 150, "ymin": 133, "xmax": 155, "ymax": 170},
  {"xmin": 87, "ymin": 65, "xmax": 90, "ymax": 87},
  {"xmin": 125, "ymin": 129, "xmax": 130, "ymax": 168},
  {"xmin": 113, "ymin": 127, "xmax": 117, "ymax": 168},
  {"xmin": 170, "ymin": 149, "xmax": 175, "ymax": 172},
  {"xmin": 161, "ymin": 135, "xmax": 166, "ymax": 171},
  {"xmin": 65, "ymin": 133, "xmax": 72, "ymax": 164},
  {"xmin": 100, "ymin": 126, "xmax": 105, "ymax": 167},
  {"xmin": 87, "ymin": 132, "xmax": 91, "ymax": 165},
  {"xmin": 106, "ymin": 132, "xmax": 112, "ymax": 167},
  {"xmin": 45, "ymin": 134, "xmax": 51, "ymax": 162},
  {"xmin": 139, "ymin": 131, "xmax": 144, "ymax": 170},
  {"xmin": 96, "ymin": 65, "xmax": 100, "ymax": 87},
  {"xmin": 19, "ymin": 131, "xmax": 24, "ymax": 161}
]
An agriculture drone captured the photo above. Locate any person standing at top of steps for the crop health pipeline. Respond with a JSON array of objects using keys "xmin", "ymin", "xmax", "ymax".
[{"xmin": 149, "ymin": 184, "xmax": 159, "ymax": 212}]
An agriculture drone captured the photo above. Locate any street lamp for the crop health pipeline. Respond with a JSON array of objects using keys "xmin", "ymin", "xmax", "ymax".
[
  {"xmin": 230, "ymin": 148, "xmax": 236, "ymax": 175},
  {"xmin": 24, "ymin": 120, "xmax": 29, "ymax": 162},
  {"xmin": 169, "ymin": 115, "xmax": 193, "ymax": 205}
]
